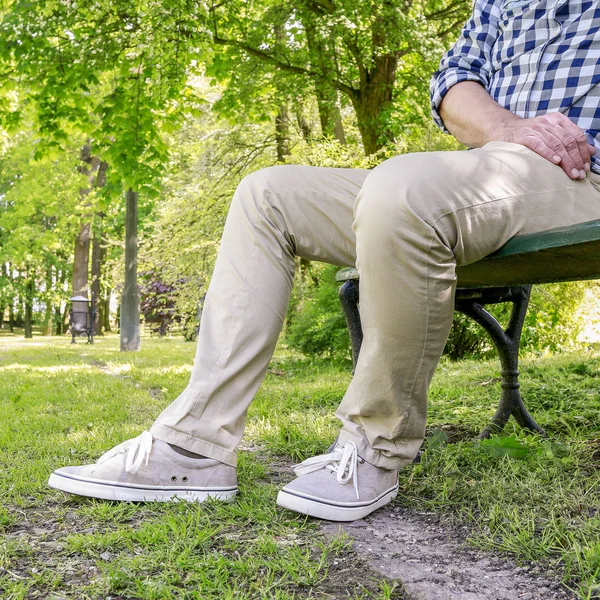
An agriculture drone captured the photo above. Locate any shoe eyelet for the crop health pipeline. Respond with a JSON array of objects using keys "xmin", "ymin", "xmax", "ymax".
[
  {"xmin": 171, "ymin": 476, "xmax": 177, "ymax": 482},
  {"xmin": 358, "ymin": 457, "xmax": 365, "ymax": 464},
  {"xmin": 182, "ymin": 476, "xmax": 188, "ymax": 482}
]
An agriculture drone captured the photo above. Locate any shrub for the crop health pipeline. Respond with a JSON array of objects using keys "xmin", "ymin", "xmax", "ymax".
[
  {"xmin": 287, "ymin": 265, "xmax": 595, "ymax": 361},
  {"xmin": 285, "ymin": 263, "xmax": 351, "ymax": 360},
  {"xmin": 139, "ymin": 273, "xmax": 182, "ymax": 337}
]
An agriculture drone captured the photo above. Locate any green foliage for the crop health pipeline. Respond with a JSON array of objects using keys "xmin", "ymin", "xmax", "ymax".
[
  {"xmin": 0, "ymin": 0, "xmax": 209, "ymax": 193},
  {"xmin": 206, "ymin": 0, "xmax": 469, "ymax": 152},
  {"xmin": 522, "ymin": 282, "xmax": 590, "ymax": 353},
  {"xmin": 286, "ymin": 263, "xmax": 351, "ymax": 359},
  {"xmin": 0, "ymin": 131, "xmax": 90, "ymax": 325},
  {"xmin": 446, "ymin": 282, "xmax": 592, "ymax": 360},
  {"xmin": 140, "ymin": 104, "xmax": 277, "ymax": 335},
  {"xmin": 288, "ymin": 262, "xmax": 596, "ymax": 360},
  {"xmin": 0, "ymin": 0, "xmax": 471, "ymax": 338},
  {"xmin": 478, "ymin": 435, "xmax": 534, "ymax": 460}
]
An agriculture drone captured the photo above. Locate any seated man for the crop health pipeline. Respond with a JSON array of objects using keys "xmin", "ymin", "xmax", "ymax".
[{"xmin": 49, "ymin": 0, "xmax": 600, "ymax": 522}]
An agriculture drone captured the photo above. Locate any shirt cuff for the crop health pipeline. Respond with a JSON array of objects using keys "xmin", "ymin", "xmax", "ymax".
[{"xmin": 430, "ymin": 70, "xmax": 489, "ymax": 133}]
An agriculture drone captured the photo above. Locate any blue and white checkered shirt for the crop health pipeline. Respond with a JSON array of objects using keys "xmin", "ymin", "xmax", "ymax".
[{"xmin": 430, "ymin": 0, "xmax": 600, "ymax": 172}]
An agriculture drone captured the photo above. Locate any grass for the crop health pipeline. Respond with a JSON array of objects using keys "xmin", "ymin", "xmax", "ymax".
[
  {"xmin": 3, "ymin": 330, "xmax": 600, "ymax": 597},
  {"xmin": 0, "ymin": 330, "xmax": 400, "ymax": 600}
]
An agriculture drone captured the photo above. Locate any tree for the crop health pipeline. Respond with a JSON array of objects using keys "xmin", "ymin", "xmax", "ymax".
[
  {"xmin": 207, "ymin": 0, "xmax": 470, "ymax": 154},
  {"xmin": 0, "ymin": 0, "xmax": 208, "ymax": 349},
  {"xmin": 0, "ymin": 131, "xmax": 87, "ymax": 337}
]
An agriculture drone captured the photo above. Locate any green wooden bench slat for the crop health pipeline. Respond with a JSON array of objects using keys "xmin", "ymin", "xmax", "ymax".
[{"xmin": 336, "ymin": 218, "xmax": 600, "ymax": 289}]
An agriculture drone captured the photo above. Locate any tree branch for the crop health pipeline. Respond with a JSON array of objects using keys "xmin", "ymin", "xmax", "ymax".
[
  {"xmin": 212, "ymin": 35, "xmax": 359, "ymax": 99},
  {"xmin": 425, "ymin": 1, "xmax": 469, "ymax": 22}
]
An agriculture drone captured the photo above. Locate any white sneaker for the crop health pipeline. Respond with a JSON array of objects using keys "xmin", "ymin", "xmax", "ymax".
[
  {"xmin": 276, "ymin": 441, "xmax": 398, "ymax": 521},
  {"xmin": 48, "ymin": 432, "xmax": 238, "ymax": 502}
]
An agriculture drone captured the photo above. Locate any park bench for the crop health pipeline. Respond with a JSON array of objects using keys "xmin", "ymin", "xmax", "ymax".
[{"xmin": 336, "ymin": 217, "xmax": 600, "ymax": 438}]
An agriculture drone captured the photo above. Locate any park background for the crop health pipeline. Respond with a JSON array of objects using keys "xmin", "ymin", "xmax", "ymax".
[{"xmin": 3, "ymin": 0, "xmax": 600, "ymax": 598}]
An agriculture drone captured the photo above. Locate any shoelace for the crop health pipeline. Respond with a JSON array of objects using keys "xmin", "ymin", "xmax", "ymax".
[
  {"xmin": 292, "ymin": 441, "xmax": 361, "ymax": 499},
  {"xmin": 95, "ymin": 431, "xmax": 154, "ymax": 475}
]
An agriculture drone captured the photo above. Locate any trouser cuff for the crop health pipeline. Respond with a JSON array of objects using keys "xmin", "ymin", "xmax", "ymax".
[
  {"xmin": 337, "ymin": 428, "xmax": 418, "ymax": 471},
  {"xmin": 150, "ymin": 423, "xmax": 238, "ymax": 467}
]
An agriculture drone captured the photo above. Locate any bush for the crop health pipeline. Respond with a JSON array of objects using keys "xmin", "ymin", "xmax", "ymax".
[
  {"xmin": 446, "ymin": 282, "xmax": 591, "ymax": 360},
  {"xmin": 285, "ymin": 263, "xmax": 351, "ymax": 360},
  {"xmin": 287, "ymin": 264, "xmax": 595, "ymax": 361},
  {"xmin": 139, "ymin": 273, "xmax": 182, "ymax": 337}
]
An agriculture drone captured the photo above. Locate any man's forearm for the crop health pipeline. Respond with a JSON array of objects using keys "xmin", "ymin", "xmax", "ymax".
[
  {"xmin": 438, "ymin": 81, "xmax": 520, "ymax": 148},
  {"xmin": 438, "ymin": 80, "xmax": 594, "ymax": 180}
]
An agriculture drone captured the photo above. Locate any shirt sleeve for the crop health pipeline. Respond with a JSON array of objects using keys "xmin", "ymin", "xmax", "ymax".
[{"xmin": 430, "ymin": 0, "xmax": 501, "ymax": 132}]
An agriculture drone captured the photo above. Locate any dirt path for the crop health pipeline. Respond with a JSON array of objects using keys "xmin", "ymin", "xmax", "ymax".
[{"xmin": 321, "ymin": 506, "xmax": 575, "ymax": 600}]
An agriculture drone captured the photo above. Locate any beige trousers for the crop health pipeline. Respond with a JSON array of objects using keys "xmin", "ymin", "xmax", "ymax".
[{"xmin": 151, "ymin": 141, "xmax": 600, "ymax": 470}]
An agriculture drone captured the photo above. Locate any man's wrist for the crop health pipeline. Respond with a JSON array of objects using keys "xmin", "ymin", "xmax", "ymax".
[{"xmin": 482, "ymin": 113, "xmax": 522, "ymax": 146}]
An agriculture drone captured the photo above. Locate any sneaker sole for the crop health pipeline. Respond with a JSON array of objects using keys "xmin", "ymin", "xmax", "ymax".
[
  {"xmin": 276, "ymin": 484, "xmax": 398, "ymax": 521},
  {"xmin": 48, "ymin": 472, "xmax": 238, "ymax": 503}
]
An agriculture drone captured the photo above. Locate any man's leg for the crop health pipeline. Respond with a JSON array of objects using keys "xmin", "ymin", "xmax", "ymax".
[
  {"xmin": 49, "ymin": 165, "xmax": 368, "ymax": 501},
  {"xmin": 278, "ymin": 141, "xmax": 600, "ymax": 520},
  {"xmin": 150, "ymin": 165, "xmax": 368, "ymax": 464}
]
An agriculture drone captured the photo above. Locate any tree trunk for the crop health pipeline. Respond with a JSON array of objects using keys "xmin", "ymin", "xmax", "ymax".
[
  {"xmin": 43, "ymin": 266, "xmax": 53, "ymax": 335},
  {"xmin": 120, "ymin": 188, "xmax": 140, "ymax": 351},
  {"xmin": 350, "ymin": 54, "xmax": 398, "ymax": 155},
  {"xmin": 5, "ymin": 264, "xmax": 14, "ymax": 332},
  {"xmin": 54, "ymin": 269, "xmax": 66, "ymax": 335},
  {"xmin": 273, "ymin": 14, "xmax": 292, "ymax": 163},
  {"xmin": 275, "ymin": 105, "xmax": 291, "ymax": 162},
  {"xmin": 24, "ymin": 276, "xmax": 34, "ymax": 339},
  {"xmin": 303, "ymin": 17, "xmax": 347, "ymax": 143},
  {"xmin": 72, "ymin": 221, "xmax": 91, "ymax": 321},
  {"xmin": 72, "ymin": 146, "xmax": 103, "ymax": 321},
  {"xmin": 91, "ymin": 231, "xmax": 105, "ymax": 335},
  {"xmin": 102, "ymin": 297, "xmax": 111, "ymax": 332},
  {"xmin": 295, "ymin": 105, "xmax": 312, "ymax": 141},
  {"xmin": 91, "ymin": 161, "xmax": 109, "ymax": 335},
  {"xmin": 54, "ymin": 306, "xmax": 63, "ymax": 335},
  {"xmin": 315, "ymin": 85, "xmax": 346, "ymax": 143},
  {"xmin": 0, "ymin": 264, "xmax": 6, "ymax": 330},
  {"xmin": 72, "ymin": 221, "xmax": 91, "ymax": 298},
  {"xmin": 61, "ymin": 303, "xmax": 70, "ymax": 333}
]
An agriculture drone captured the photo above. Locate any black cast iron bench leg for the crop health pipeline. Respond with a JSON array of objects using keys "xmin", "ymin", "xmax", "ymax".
[
  {"xmin": 455, "ymin": 285, "xmax": 545, "ymax": 437},
  {"xmin": 338, "ymin": 279, "xmax": 546, "ymax": 438},
  {"xmin": 339, "ymin": 280, "xmax": 363, "ymax": 372}
]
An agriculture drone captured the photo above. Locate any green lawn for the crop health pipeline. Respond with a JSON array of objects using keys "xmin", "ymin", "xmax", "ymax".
[
  {"xmin": 2, "ymin": 331, "xmax": 600, "ymax": 598},
  {"xmin": 0, "ymin": 332, "xmax": 399, "ymax": 600}
]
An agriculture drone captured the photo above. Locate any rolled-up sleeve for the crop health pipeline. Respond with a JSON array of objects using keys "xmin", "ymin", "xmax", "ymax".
[{"xmin": 430, "ymin": 0, "xmax": 500, "ymax": 132}]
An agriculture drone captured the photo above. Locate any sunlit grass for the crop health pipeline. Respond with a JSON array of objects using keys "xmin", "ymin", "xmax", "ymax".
[
  {"xmin": 0, "ymin": 332, "xmax": 400, "ymax": 600},
  {"xmin": 4, "ymin": 330, "xmax": 600, "ymax": 597}
]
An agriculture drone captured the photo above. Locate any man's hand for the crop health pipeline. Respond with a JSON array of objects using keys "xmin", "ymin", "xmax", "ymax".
[
  {"xmin": 502, "ymin": 112, "xmax": 595, "ymax": 180},
  {"xmin": 439, "ymin": 81, "xmax": 596, "ymax": 180}
]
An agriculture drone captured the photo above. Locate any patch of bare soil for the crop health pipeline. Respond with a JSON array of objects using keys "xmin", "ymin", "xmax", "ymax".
[
  {"xmin": 424, "ymin": 424, "xmax": 479, "ymax": 444},
  {"xmin": 321, "ymin": 506, "xmax": 575, "ymax": 600},
  {"xmin": 1, "ymin": 501, "xmax": 111, "ymax": 596},
  {"xmin": 306, "ymin": 548, "xmax": 406, "ymax": 599}
]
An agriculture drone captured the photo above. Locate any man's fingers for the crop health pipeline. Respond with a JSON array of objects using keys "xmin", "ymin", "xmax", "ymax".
[
  {"xmin": 505, "ymin": 115, "xmax": 594, "ymax": 179},
  {"xmin": 524, "ymin": 136, "xmax": 562, "ymax": 165},
  {"xmin": 542, "ymin": 127, "xmax": 586, "ymax": 179},
  {"xmin": 556, "ymin": 120, "xmax": 590, "ymax": 171},
  {"xmin": 522, "ymin": 134, "xmax": 581, "ymax": 179}
]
